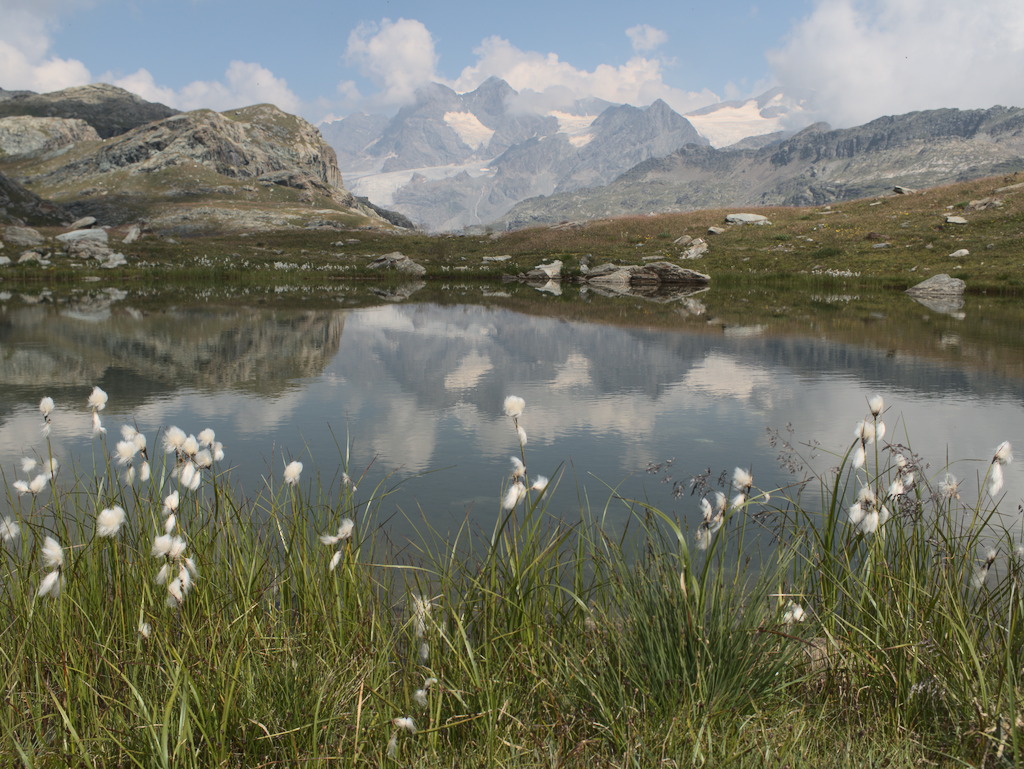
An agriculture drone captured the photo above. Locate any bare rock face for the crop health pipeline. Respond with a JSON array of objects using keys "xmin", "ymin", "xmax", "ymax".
[
  {"xmin": 30, "ymin": 105, "xmax": 348, "ymax": 197},
  {"xmin": 0, "ymin": 116, "xmax": 100, "ymax": 160}
]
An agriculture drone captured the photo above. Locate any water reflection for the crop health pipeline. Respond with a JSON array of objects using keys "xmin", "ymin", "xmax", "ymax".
[{"xmin": 1, "ymin": 286, "xmax": 1022, "ymax": 540}]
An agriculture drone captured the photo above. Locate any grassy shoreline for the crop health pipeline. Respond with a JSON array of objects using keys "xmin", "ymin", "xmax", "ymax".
[
  {"xmin": 1, "ymin": 391, "xmax": 1022, "ymax": 767},
  {"xmin": 3, "ymin": 173, "xmax": 1024, "ymax": 293}
]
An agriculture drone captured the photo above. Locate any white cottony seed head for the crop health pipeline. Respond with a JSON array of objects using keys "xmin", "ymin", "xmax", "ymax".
[
  {"xmin": 503, "ymin": 395, "xmax": 525, "ymax": 419},
  {"xmin": 283, "ymin": 460, "xmax": 303, "ymax": 486},
  {"xmin": 868, "ymin": 394, "xmax": 884, "ymax": 417},
  {"xmin": 87, "ymin": 386, "xmax": 108, "ymax": 412}
]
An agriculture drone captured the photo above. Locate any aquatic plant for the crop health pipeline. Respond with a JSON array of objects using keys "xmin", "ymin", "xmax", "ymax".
[{"xmin": 0, "ymin": 386, "xmax": 1020, "ymax": 766}]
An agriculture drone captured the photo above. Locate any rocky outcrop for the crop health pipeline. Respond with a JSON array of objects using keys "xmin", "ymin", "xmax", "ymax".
[
  {"xmin": 0, "ymin": 83, "xmax": 178, "ymax": 138},
  {"xmin": 0, "ymin": 97, "xmax": 398, "ymax": 231},
  {"xmin": 0, "ymin": 116, "xmax": 100, "ymax": 160},
  {"xmin": 0, "ymin": 171, "xmax": 65, "ymax": 225}
]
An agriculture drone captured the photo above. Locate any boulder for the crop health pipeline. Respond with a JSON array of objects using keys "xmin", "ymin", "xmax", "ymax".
[
  {"xmin": 680, "ymin": 238, "xmax": 708, "ymax": 259},
  {"xmin": 726, "ymin": 213, "xmax": 771, "ymax": 225},
  {"xmin": 122, "ymin": 224, "xmax": 142, "ymax": 244},
  {"xmin": 482, "ymin": 254, "xmax": 511, "ymax": 263},
  {"xmin": 366, "ymin": 251, "xmax": 426, "ymax": 277},
  {"xmin": 673, "ymin": 235, "xmax": 693, "ymax": 246},
  {"xmin": 893, "ymin": 185, "xmax": 916, "ymax": 194},
  {"xmin": 905, "ymin": 274, "xmax": 965, "ymax": 297},
  {"xmin": 948, "ymin": 248, "xmax": 970, "ymax": 259},
  {"xmin": 57, "ymin": 228, "xmax": 108, "ymax": 245},
  {"xmin": 525, "ymin": 259, "xmax": 562, "ymax": 281},
  {"xmin": 706, "ymin": 226, "xmax": 726, "ymax": 236},
  {"xmin": 945, "ymin": 215, "xmax": 968, "ymax": 225},
  {"xmin": 586, "ymin": 261, "xmax": 710, "ymax": 291},
  {"xmin": 67, "ymin": 216, "xmax": 97, "ymax": 231},
  {"xmin": 3, "ymin": 226, "xmax": 44, "ymax": 246}
]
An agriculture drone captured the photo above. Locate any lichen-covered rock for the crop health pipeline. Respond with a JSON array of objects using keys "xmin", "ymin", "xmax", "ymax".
[
  {"xmin": 0, "ymin": 116, "xmax": 99, "ymax": 160},
  {"xmin": 906, "ymin": 273, "xmax": 966, "ymax": 296},
  {"xmin": 367, "ymin": 251, "xmax": 426, "ymax": 276}
]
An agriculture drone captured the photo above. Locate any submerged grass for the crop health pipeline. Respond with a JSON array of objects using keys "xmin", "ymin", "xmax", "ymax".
[{"xmin": 1, "ymin": 393, "xmax": 1022, "ymax": 767}]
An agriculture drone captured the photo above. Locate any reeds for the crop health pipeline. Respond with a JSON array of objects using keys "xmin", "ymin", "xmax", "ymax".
[{"xmin": 0, "ymin": 389, "xmax": 1020, "ymax": 766}]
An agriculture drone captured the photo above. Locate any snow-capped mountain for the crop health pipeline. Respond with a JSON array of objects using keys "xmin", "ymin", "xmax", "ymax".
[{"xmin": 319, "ymin": 77, "xmax": 709, "ymax": 231}]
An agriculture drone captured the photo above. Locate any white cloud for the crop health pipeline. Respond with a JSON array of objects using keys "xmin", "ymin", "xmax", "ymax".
[
  {"xmin": 0, "ymin": 3, "xmax": 91, "ymax": 92},
  {"xmin": 345, "ymin": 18, "xmax": 439, "ymax": 108},
  {"xmin": 108, "ymin": 61, "xmax": 301, "ymax": 113},
  {"xmin": 451, "ymin": 35, "xmax": 717, "ymax": 114},
  {"xmin": 626, "ymin": 24, "xmax": 668, "ymax": 53},
  {"xmin": 769, "ymin": 0, "xmax": 1024, "ymax": 127}
]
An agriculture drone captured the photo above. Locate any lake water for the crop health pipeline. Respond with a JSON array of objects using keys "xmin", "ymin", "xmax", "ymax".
[{"xmin": 2, "ymin": 281, "xmax": 1023, "ymax": 542}]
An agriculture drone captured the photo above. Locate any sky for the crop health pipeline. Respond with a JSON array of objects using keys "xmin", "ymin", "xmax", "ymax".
[{"xmin": 2, "ymin": 0, "xmax": 1024, "ymax": 129}]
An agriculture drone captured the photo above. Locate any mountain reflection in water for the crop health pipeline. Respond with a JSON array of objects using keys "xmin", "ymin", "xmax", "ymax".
[{"xmin": 1, "ymin": 287, "xmax": 1022, "ymax": 539}]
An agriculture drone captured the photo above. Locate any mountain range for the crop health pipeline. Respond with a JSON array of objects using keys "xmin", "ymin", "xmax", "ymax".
[{"xmin": 321, "ymin": 79, "xmax": 1024, "ymax": 232}]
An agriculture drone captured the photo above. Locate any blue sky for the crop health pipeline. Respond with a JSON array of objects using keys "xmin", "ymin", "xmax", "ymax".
[{"xmin": 2, "ymin": 0, "xmax": 1024, "ymax": 127}]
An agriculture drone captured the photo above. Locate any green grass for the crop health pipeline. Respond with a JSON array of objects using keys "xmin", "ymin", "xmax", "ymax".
[{"xmin": 1, "ymin": 394, "xmax": 1022, "ymax": 766}]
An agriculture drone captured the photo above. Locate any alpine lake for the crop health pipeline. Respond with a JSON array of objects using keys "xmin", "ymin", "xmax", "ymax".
[{"xmin": 2, "ymin": 275, "xmax": 1023, "ymax": 544}]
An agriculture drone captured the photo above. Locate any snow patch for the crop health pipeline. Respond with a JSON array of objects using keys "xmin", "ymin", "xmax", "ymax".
[
  {"xmin": 549, "ymin": 111, "xmax": 596, "ymax": 147},
  {"xmin": 687, "ymin": 100, "xmax": 788, "ymax": 148},
  {"xmin": 344, "ymin": 162, "xmax": 496, "ymax": 206},
  {"xmin": 443, "ymin": 112, "xmax": 495, "ymax": 150}
]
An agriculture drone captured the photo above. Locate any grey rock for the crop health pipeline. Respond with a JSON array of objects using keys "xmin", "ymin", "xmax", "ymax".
[
  {"xmin": 893, "ymin": 185, "xmax": 916, "ymax": 194},
  {"xmin": 680, "ymin": 238, "xmax": 708, "ymax": 259},
  {"xmin": 706, "ymin": 226, "xmax": 726, "ymax": 235},
  {"xmin": 525, "ymin": 259, "xmax": 562, "ymax": 281},
  {"xmin": 673, "ymin": 235, "xmax": 693, "ymax": 246},
  {"xmin": 905, "ymin": 273, "xmax": 966, "ymax": 296},
  {"xmin": 0, "ymin": 255, "xmax": 10, "ymax": 266},
  {"xmin": 586, "ymin": 261, "xmax": 710, "ymax": 290},
  {"xmin": 3, "ymin": 226, "xmax": 44, "ymax": 246},
  {"xmin": 726, "ymin": 213, "xmax": 771, "ymax": 225},
  {"xmin": 482, "ymin": 254, "xmax": 511, "ymax": 262},
  {"xmin": 948, "ymin": 248, "xmax": 970, "ymax": 259},
  {"xmin": 945, "ymin": 215, "xmax": 968, "ymax": 225},
  {"xmin": 57, "ymin": 228, "xmax": 108, "ymax": 245},
  {"xmin": 872, "ymin": 243, "xmax": 891, "ymax": 249},
  {"xmin": 367, "ymin": 251, "xmax": 427, "ymax": 276},
  {"xmin": 122, "ymin": 224, "xmax": 142, "ymax": 244},
  {"xmin": 67, "ymin": 216, "xmax": 97, "ymax": 230},
  {"xmin": 967, "ymin": 197, "xmax": 1003, "ymax": 211}
]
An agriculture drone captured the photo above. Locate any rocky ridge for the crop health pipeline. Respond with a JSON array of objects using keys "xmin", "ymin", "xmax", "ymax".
[{"xmin": 498, "ymin": 106, "xmax": 1024, "ymax": 229}]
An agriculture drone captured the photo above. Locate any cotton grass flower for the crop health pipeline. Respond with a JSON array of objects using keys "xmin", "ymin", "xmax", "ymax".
[
  {"xmin": 413, "ymin": 677, "xmax": 438, "ymax": 708},
  {"xmin": 973, "ymin": 548, "xmax": 999, "ymax": 589},
  {"xmin": 517, "ymin": 425, "xmax": 528, "ymax": 446},
  {"xmin": 39, "ymin": 396, "xmax": 54, "ymax": 436},
  {"xmin": 868, "ymin": 394, "xmax": 885, "ymax": 417},
  {"xmin": 163, "ymin": 490, "xmax": 179, "ymax": 515},
  {"xmin": 0, "ymin": 517, "xmax": 20, "ymax": 543},
  {"xmin": 114, "ymin": 440, "xmax": 138, "ymax": 466},
  {"xmin": 502, "ymin": 480, "xmax": 526, "ymax": 510},
  {"xmin": 96, "ymin": 505, "xmax": 126, "ymax": 538},
  {"xmin": 21, "ymin": 457, "xmax": 37, "ymax": 474},
  {"xmin": 37, "ymin": 569, "xmax": 63, "ymax": 598},
  {"xmin": 509, "ymin": 456, "xmax": 526, "ymax": 479},
  {"xmin": 198, "ymin": 428, "xmax": 216, "ymax": 447},
  {"xmin": 503, "ymin": 395, "xmax": 525, "ymax": 419},
  {"xmin": 939, "ymin": 473, "xmax": 960, "ymax": 500},
  {"xmin": 91, "ymin": 410, "xmax": 106, "ymax": 437},
  {"xmin": 393, "ymin": 716, "xmax": 417, "ymax": 734},
  {"xmin": 163, "ymin": 426, "xmax": 186, "ymax": 454},
  {"xmin": 988, "ymin": 440, "xmax": 1013, "ymax": 496},
  {"xmin": 138, "ymin": 620, "xmax": 152, "ymax": 639},
  {"xmin": 319, "ymin": 518, "xmax": 354, "ymax": 545},
  {"xmin": 28, "ymin": 474, "xmax": 48, "ymax": 495},
  {"xmin": 12, "ymin": 480, "xmax": 29, "ymax": 496},
  {"xmin": 87, "ymin": 386, "xmax": 108, "ymax": 411},
  {"xmin": 783, "ymin": 601, "xmax": 806, "ymax": 624},
  {"xmin": 283, "ymin": 460, "xmax": 303, "ymax": 486}
]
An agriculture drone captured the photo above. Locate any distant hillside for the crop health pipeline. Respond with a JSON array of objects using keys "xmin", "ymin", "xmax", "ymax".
[
  {"xmin": 0, "ymin": 84, "xmax": 179, "ymax": 138},
  {"xmin": 497, "ymin": 106, "xmax": 1024, "ymax": 229}
]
